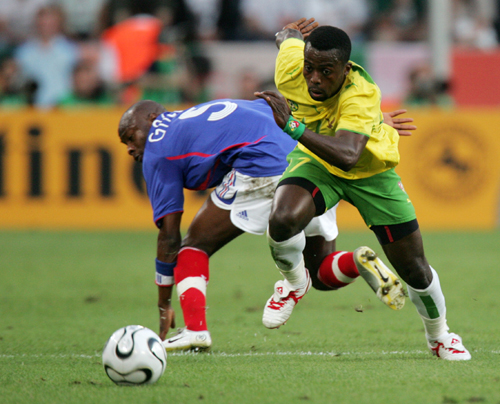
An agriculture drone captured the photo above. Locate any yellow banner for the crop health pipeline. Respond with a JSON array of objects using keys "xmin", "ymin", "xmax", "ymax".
[
  {"xmin": 0, "ymin": 107, "xmax": 499, "ymax": 230},
  {"xmin": 0, "ymin": 108, "xmax": 203, "ymax": 230}
]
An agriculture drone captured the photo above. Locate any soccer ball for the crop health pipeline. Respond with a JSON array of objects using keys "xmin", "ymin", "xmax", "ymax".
[{"xmin": 102, "ymin": 325, "xmax": 167, "ymax": 385}]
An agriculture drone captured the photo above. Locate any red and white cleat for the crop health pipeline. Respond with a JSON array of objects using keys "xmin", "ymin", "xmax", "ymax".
[
  {"xmin": 427, "ymin": 333, "xmax": 471, "ymax": 361},
  {"xmin": 262, "ymin": 271, "xmax": 311, "ymax": 329}
]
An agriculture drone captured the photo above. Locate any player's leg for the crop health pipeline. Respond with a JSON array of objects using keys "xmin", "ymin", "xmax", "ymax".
[
  {"xmin": 182, "ymin": 196, "xmax": 245, "ymax": 256},
  {"xmin": 306, "ymin": 240, "xmax": 404, "ymax": 310},
  {"xmin": 304, "ymin": 209, "xmax": 403, "ymax": 310},
  {"xmin": 376, "ymin": 226, "xmax": 470, "ymax": 360},
  {"xmin": 357, "ymin": 169, "xmax": 469, "ymax": 360},
  {"xmin": 264, "ymin": 148, "xmax": 336, "ymax": 328},
  {"xmin": 263, "ymin": 183, "xmax": 316, "ymax": 328},
  {"xmin": 304, "ymin": 236, "xmax": 360, "ymax": 292},
  {"xmin": 167, "ymin": 169, "xmax": 281, "ymax": 350},
  {"xmin": 263, "ymin": 149, "xmax": 400, "ymax": 327},
  {"xmin": 372, "ymin": 225, "xmax": 430, "ymax": 287},
  {"xmin": 164, "ymin": 196, "xmax": 244, "ymax": 351},
  {"xmin": 267, "ymin": 182, "xmax": 316, "ymax": 287},
  {"xmin": 302, "ymin": 208, "xmax": 360, "ymax": 292},
  {"xmin": 304, "ymin": 236, "xmax": 336, "ymax": 290}
]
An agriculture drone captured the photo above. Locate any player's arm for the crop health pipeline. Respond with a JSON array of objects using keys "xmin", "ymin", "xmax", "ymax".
[
  {"xmin": 275, "ymin": 17, "xmax": 319, "ymax": 49},
  {"xmin": 255, "ymin": 90, "xmax": 366, "ymax": 171},
  {"xmin": 156, "ymin": 212, "xmax": 183, "ymax": 340},
  {"xmin": 299, "ymin": 128, "xmax": 367, "ymax": 171}
]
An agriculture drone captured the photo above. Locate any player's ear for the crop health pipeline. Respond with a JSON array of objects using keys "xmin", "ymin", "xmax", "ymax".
[
  {"xmin": 344, "ymin": 62, "xmax": 352, "ymax": 75},
  {"xmin": 148, "ymin": 112, "xmax": 159, "ymax": 123}
]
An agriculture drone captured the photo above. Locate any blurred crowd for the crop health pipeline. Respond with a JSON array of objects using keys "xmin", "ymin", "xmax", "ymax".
[{"xmin": 0, "ymin": 0, "xmax": 499, "ymax": 109}]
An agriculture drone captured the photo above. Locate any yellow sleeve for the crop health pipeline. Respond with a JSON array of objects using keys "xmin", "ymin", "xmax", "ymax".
[
  {"xmin": 336, "ymin": 86, "xmax": 381, "ymax": 137},
  {"xmin": 275, "ymin": 38, "xmax": 305, "ymax": 91}
]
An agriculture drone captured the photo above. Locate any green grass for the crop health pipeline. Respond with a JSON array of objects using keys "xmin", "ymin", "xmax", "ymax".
[{"xmin": 1, "ymin": 230, "xmax": 499, "ymax": 404}]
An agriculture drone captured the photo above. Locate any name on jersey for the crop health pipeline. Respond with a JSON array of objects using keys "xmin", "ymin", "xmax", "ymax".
[{"xmin": 149, "ymin": 112, "xmax": 178, "ymax": 142}]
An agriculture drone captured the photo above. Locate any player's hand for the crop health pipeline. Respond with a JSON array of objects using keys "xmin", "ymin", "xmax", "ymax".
[
  {"xmin": 282, "ymin": 18, "xmax": 319, "ymax": 39},
  {"xmin": 158, "ymin": 303, "xmax": 176, "ymax": 340},
  {"xmin": 383, "ymin": 109, "xmax": 417, "ymax": 137},
  {"xmin": 254, "ymin": 90, "xmax": 291, "ymax": 129}
]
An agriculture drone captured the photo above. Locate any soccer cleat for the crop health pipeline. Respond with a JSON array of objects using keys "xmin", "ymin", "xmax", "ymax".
[
  {"xmin": 354, "ymin": 246, "xmax": 405, "ymax": 310},
  {"xmin": 163, "ymin": 328, "xmax": 212, "ymax": 352},
  {"xmin": 427, "ymin": 333, "xmax": 471, "ymax": 361},
  {"xmin": 262, "ymin": 271, "xmax": 311, "ymax": 329}
]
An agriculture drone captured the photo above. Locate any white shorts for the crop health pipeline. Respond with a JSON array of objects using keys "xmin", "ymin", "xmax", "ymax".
[{"xmin": 211, "ymin": 169, "xmax": 339, "ymax": 240}]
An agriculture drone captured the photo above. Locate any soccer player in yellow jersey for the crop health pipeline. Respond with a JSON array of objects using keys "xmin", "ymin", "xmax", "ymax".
[{"xmin": 256, "ymin": 18, "xmax": 471, "ymax": 360}]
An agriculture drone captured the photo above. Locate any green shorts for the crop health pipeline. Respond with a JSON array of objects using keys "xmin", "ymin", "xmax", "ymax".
[{"xmin": 281, "ymin": 148, "xmax": 416, "ymax": 227}]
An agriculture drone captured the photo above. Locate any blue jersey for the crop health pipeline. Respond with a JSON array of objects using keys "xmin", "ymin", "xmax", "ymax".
[{"xmin": 142, "ymin": 98, "xmax": 296, "ymax": 226}]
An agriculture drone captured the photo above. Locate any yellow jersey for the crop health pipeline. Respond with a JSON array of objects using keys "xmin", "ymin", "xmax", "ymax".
[{"xmin": 275, "ymin": 38, "xmax": 400, "ymax": 180}]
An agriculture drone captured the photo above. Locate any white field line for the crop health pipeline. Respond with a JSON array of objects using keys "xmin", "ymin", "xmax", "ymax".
[{"xmin": 0, "ymin": 350, "xmax": 496, "ymax": 359}]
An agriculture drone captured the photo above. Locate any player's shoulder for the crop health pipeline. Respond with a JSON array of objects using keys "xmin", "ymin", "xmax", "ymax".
[
  {"xmin": 143, "ymin": 146, "xmax": 167, "ymax": 167},
  {"xmin": 341, "ymin": 62, "xmax": 380, "ymax": 99},
  {"xmin": 348, "ymin": 62, "xmax": 378, "ymax": 89}
]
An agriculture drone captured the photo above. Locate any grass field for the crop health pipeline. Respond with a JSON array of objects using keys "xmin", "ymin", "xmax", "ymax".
[{"xmin": 1, "ymin": 229, "xmax": 499, "ymax": 404}]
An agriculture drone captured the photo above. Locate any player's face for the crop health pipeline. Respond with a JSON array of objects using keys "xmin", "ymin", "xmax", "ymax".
[
  {"xmin": 119, "ymin": 127, "xmax": 148, "ymax": 162},
  {"xmin": 303, "ymin": 44, "xmax": 351, "ymax": 101}
]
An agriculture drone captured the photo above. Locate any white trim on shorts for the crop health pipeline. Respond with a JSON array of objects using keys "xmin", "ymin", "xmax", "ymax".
[{"xmin": 211, "ymin": 169, "xmax": 338, "ymax": 240}]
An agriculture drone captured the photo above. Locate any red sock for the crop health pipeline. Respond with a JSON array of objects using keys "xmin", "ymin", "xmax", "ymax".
[
  {"xmin": 174, "ymin": 247, "xmax": 209, "ymax": 332},
  {"xmin": 317, "ymin": 251, "xmax": 359, "ymax": 290}
]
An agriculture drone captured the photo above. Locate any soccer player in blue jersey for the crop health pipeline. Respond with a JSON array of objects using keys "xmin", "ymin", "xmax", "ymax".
[{"xmin": 118, "ymin": 98, "xmax": 414, "ymax": 351}]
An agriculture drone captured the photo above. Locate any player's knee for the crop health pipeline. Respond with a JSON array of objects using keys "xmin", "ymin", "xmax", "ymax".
[
  {"xmin": 269, "ymin": 197, "xmax": 316, "ymax": 241},
  {"xmin": 268, "ymin": 209, "xmax": 302, "ymax": 241},
  {"xmin": 405, "ymin": 260, "xmax": 433, "ymax": 289}
]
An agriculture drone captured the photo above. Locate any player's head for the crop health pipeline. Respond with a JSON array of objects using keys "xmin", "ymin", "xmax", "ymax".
[
  {"xmin": 118, "ymin": 100, "xmax": 166, "ymax": 162},
  {"xmin": 303, "ymin": 26, "xmax": 352, "ymax": 101}
]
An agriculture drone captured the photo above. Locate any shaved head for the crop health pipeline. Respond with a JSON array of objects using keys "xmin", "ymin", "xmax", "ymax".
[
  {"xmin": 119, "ymin": 100, "xmax": 167, "ymax": 136},
  {"xmin": 118, "ymin": 100, "xmax": 167, "ymax": 162}
]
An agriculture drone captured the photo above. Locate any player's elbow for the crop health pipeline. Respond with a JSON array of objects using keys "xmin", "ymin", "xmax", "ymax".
[
  {"xmin": 338, "ymin": 159, "xmax": 357, "ymax": 172},
  {"xmin": 333, "ymin": 152, "xmax": 360, "ymax": 172}
]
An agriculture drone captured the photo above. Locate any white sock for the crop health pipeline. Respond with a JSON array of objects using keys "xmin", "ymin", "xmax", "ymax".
[
  {"xmin": 268, "ymin": 231, "xmax": 307, "ymax": 288},
  {"xmin": 282, "ymin": 257, "xmax": 308, "ymax": 289},
  {"xmin": 407, "ymin": 266, "xmax": 449, "ymax": 339},
  {"xmin": 421, "ymin": 316, "xmax": 450, "ymax": 341}
]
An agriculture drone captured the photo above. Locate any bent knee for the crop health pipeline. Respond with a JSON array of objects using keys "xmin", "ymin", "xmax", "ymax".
[{"xmin": 268, "ymin": 210, "xmax": 303, "ymax": 241}]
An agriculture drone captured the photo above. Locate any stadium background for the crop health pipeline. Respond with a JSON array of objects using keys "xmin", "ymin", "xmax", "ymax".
[{"xmin": 1, "ymin": 0, "xmax": 500, "ymax": 232}]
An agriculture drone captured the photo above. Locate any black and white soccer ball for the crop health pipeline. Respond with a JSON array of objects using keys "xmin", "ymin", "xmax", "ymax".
[{"xmin": 102, "ymin": 325, "xmax": 167, "ymax": 385}]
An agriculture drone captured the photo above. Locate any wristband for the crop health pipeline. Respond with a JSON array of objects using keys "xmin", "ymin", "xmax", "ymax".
[
  {"xmin": 283, "ymin": 116, "xmax": 306, "ymax": 140},
  {"xmin": 155, "ymin": 258, "xmax": 175, "ymax": 286}
]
